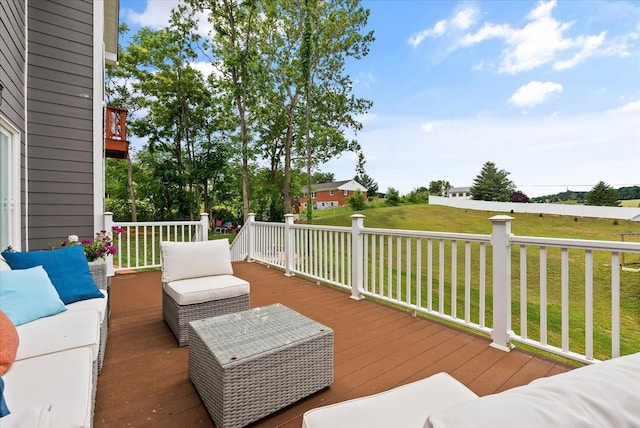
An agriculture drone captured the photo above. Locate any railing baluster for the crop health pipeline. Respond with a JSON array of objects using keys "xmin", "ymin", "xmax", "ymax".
[
  {"xmin": 427, "ymin": 239, "xmax": 433, "ymax": 312},
  {"xmin": 439, "ymin": 239, "xmax": 445, "ymax": 314},
  {"xmin": 520, "ymin": 245, "xmax": 527, "ymax": 340},
  {"xmin": 585, "ymin": 250, "xmax": 593, "ymax": 360},
  {"xmin": 465, "ymin": 241, "xmax": 471, "ymax": 323},
  {"xmin": 540, "ymin": 246, "xmax": 547, "ymax": 346},
  {"xmin": 561, "ymin": 248, "xmax": 569, "ymax": 352},
  {"xmin": 451, "ymin": 240, "xmax": 457, "ymax": 319},
  {"xmin": 611, "ymin": 252, "xmax": 620, "ymax": 358}
]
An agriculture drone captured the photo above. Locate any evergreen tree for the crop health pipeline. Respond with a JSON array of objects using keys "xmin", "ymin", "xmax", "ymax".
[
  {"xmin": 586, "ymin": 181, "xmax": 619, "ymax": 206},
  {"xmin": 470, "ymin": 161, "xmax": 514, "ymax": 201}
]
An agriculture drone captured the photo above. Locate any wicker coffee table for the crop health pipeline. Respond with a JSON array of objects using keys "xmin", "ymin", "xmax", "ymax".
[{"xmin": 188, "ymin": 303, "xmax": 334, "ymax": 428}]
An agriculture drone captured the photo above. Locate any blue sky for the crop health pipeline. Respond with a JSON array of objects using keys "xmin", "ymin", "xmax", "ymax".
[{"xmin": 120, "ymin": 0, "xmax": 640, "ymax": 197}]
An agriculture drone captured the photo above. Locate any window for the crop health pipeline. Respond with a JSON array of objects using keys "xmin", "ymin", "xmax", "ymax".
[
  {"xmin": 311, "ymin": 192, "xmax": 316, "ymax": 198},
  {"xmin": 343, "ymin": 190, "xmax": 348, "ymax": 196},
  {"xmin": 329, "ymin": 190, "xmax": 334, "ymax": 196},
  {"xmin": 0, "ymin": 117, "xmax": 20, "ymax": 251}
]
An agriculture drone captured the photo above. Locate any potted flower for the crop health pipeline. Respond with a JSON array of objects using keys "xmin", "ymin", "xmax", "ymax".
[{"xmin": 58, "ymin": 226, "xmax": 124, "ymax": 288}]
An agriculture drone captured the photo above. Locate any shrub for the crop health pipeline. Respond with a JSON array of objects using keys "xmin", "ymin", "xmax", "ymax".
[{"xmin": 348, "ymin": 190, "xmax": 367, "ymax": 211}]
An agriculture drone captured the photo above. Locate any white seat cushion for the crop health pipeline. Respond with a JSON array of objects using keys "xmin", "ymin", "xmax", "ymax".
[
  {"xmin": 15, "ymin": 310, "xmax": 101, "ymax": 362},
  {"xmin": 66, "ymin": 290, "xmax": 108, "ymax": 323},
  {"xmin": 164, "ymin": 275, "xmax": 250, "ymax": 306},
  {"xmin": 3, "ymin": 347, "xmax": 94, "ymax": 427},
  {"xmin": 161, "ymin": 239, "xmax": 233, "ymax": 283},
  {"xmin": 302, "ymin": 373, "xmax": 478, "ymax": 428}
]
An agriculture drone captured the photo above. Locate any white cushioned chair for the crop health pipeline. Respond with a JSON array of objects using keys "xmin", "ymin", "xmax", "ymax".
[{"xmin": 160, "ymin": 239, "xmax": 250, "ymax": 346}]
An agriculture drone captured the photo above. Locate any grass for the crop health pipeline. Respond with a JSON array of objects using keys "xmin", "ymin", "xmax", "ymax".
[
  {"xmin": 307, "ymin": 203, "xmax": 640, "ymax": 360},
  {"xmin": 620, "ymin": 199, "xmax": 640, "ymax": 208}
]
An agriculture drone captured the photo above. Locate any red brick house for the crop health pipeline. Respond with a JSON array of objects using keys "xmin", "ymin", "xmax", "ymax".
[{"xmin": 300, "ymin": 180, "xmax": 367, "ymax": 210}]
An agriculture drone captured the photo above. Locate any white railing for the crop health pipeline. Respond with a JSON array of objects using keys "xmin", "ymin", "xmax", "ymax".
[
  {"xmin": 233, "ymin": 213, "xmax": 640, "ymax": 364},
  {"xmin": 104, "ymin": 212, "xmax": 209, "ymax": 274}
]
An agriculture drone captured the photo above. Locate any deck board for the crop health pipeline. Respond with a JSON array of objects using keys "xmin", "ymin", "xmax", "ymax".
[{"xmin": 94, "ymin": 262, "xmax": 572, "ymax": 427}]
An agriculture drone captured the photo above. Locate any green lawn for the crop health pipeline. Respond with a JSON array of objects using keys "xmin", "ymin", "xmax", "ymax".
[{"xmin": 308, "ymin": 203, "xmax": 640, "ymax": 360}]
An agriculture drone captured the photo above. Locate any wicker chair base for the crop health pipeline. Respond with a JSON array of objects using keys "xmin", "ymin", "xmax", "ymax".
[{"xmin": 162, "ymin": 289, "xmax": 250, "ymax": 347}]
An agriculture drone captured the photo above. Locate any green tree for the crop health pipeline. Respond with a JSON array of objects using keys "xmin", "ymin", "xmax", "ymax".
[
  {"xmin": 386, "ymin": 187, "xmax": 400, "ymax": 206},
  {"xmin": 470, "ymin": 162, "xmax": 514, "ymax": 201},
  {"xmin": 348, "ymin": 189, "xmax": 366, "ymax": 210},
  {"xmin": 354, "ymin": 149, "xmax": 378, "ymax": 198},
  {"xmin": 586, "ymin": 181, "xmax": 620, "ymax": 206},
  {"xmin": 428, "ymin": 180, "xmax": 451, "ymax": 196}
]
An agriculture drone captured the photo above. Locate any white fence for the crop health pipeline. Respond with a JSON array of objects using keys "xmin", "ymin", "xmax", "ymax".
[
  {"xmin": 104, "ymin": 212, "xmax": 209, "ymax": 274},
  {"xmin": 429, "ymin": 195, "xmax": 640, "ymax": 221},
  {"xmin": 231, "ymin": 213, "xmax": 640, "ymax": 364}
]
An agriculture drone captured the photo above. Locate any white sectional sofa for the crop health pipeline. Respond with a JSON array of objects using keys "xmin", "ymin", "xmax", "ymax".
[
  {"xmin": 0, "ymin": 247, "xmax": 109, "ymax": 427},
  {"xmin": 302, "ymin": 351, "xmax": 640, "ymax": 428}
]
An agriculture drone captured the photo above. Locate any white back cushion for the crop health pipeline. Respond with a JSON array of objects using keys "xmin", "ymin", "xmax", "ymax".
[{"xmin": 161, "ymin": 239, "xmax": 233, "ymax": 283}]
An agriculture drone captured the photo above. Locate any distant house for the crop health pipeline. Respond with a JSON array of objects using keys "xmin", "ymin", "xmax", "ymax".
[
  {"xmin": 448, "ymin": 186, "xmax": 472, "ymax": 199},
  {"xmin": 300, "ymin": 180, "xmax": 367, "ymax": 210},
  {"xmin": 0, "ymin": 0, "xmax": 119, "ymax": 251}
]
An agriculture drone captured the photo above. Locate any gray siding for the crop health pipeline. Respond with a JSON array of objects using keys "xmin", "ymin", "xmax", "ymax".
[
  {"xmin": 0, "ymin": 0, "xmax": 26, "ymax": 248},
  {"xmin": 27, "ymin": 0, "xmax": 94, "ymax": 249}
]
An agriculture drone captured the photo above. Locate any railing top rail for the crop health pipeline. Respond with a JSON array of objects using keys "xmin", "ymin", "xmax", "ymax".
[
  {"xmin": 291, "ymin": 224, "xmax": 351, "ymax": 233},
  {"xmin": 512, "ymin": 235, "xmax": 640, "ymax": 252},
  {"xmin": 362, "ymin": 227, "xmax": 491, "ymax": 243},
  {"xmin": 254, "ymin": 221, "xmax": 285, "ymax": 228},
  {"xmin": 117, "ymin": 220, "xmax": 203, "ymax": 227}
]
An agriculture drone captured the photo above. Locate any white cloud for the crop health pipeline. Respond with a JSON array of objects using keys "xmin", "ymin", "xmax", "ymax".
[
  {"xmin": 354, "ymin": 72, "xmax": 378, "ymax": 89},
  {"xmin": 508, "ymin": 81, "xmax": 563, "ymax": 109},
  {"xmin": 409, "ymin": 6, "xmax": 480, "ymax": 47},
  {"xmin": 124, "ymin": 1, "xmax": 212, "ymax": 36},
  {"xmin": 610, "ymin": 99, "xmax": 640, "ymax": 113},
  {"xmin": 124, "ymin": 1, "xmax": 178, "ymax": 28},
  {"xmin": 420, "ymin": 122, "xmax": 438, "ymax": 133},
  {"xmin": 554, "ymin": 32, "xmax": 606, "ymax": 70},
  {"xmin": 457, "ymin": 0, "xmax": 632, "ymax": 74}
]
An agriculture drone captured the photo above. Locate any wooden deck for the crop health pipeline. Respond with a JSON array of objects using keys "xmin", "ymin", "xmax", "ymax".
[{"xmin": 94, "ymin": 262, "xmax": 572, "ymax": 427}]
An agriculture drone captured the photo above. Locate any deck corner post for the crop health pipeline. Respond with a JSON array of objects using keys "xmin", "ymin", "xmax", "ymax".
[
  {"xmin": 489, "ymin": 215, "xmax": 514, "ymax": 351},
  {"xmin": 284, "ymin": 214, "xmax": 295, "ymax": 276},
  {"xmin": 103, "ymin": 212, "xmax": 115, "ymax": 276},
  {"xmin": 247, "ymin": 213, "xmax": 256, "ymax": 262},
  {"xmin": 199, "ymin": 213, "xmax": 209, "ymax": 241},
  {"xmin": 350, "ymin": 214, "xmax": 365, "ymax": 300}
]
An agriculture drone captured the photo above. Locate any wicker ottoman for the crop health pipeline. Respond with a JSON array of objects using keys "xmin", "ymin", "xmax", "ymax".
[{"xmin": 188, "ymin": 304, "xmax": 334, "ymax": 428}]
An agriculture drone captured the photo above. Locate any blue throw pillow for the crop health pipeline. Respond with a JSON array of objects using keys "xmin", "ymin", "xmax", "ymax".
[
  {"xmin": 0, "ymin": 266, "xmax": 67, "ymax": 326},
  {"xmin": 1, "ymin": 246, "xmax": 104, "ymax": 305},
  {"xmin": 0, "ymin": 377, "xmax": 9, "ymax": 417}
]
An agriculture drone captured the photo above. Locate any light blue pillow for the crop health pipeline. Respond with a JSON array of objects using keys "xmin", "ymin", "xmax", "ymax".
[
  {"xmin": 1, "ymin": 246, "xmax": 104, "ymax": 305},
  {"xmin": 0, "ymin": 266, "xmax": 67, "ymax": 326}
]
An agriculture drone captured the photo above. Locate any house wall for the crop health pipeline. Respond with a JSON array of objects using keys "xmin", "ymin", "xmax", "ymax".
[
  {"xmin": 0, "ymin": 0, "xmax": 26, "ymax": 249},
  {"xmin": 26, "ymin": 0, "xmax": 95, "ymax": 249}
]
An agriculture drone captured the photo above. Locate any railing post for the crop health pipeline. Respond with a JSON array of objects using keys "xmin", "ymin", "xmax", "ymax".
[
  {"xmin": 247, "ymin": 213, "xmax": 256, "ymax": 262},
  {"xmin": 490, "ymin": 215, "xmax": 514, "ymax": 351},
  {"xmin": 350, "ymin": 214, "xmax": 365, "ymax": 300},
  {"xmin": 199, "ymin": 213, "xmax": 209, "ymax": 241},
  {"xmin": 103, "ymin": 212, "xmax": 115, "ymax": 277},
  {"xmin": 284, "ymin": 214, "xmax": 295, "ymax": 276}
]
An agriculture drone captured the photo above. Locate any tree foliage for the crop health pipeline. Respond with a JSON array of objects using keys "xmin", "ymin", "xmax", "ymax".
[
  {"xmin": 105, "ymin": 1, "xmax": 374, "ymax": 222},
  {"xmin": 348, "ymin": 189, "xmax": 367, "ymax": 210},
  {"xmin": 586, "ymin": 181, "xmax": 620, "ymax": 207},
  {"xmin": 428, "ymin": 180, "xmax": 451, "ymax": 196},
  {"xmin": 509, "ymin": 190, "xmax": 530, "ymax": 203},
  {"xmin": 470, "ymin": 162, "xmax": 514, "ymax": 202},
  {"xmin": 386, "ymin": 187, "xmax": 400, "ymax": 206}
]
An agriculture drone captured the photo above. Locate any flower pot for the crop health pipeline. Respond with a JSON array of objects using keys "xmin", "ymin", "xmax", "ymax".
[{"xmin": 88, "ymin": 260, "xmax": 108, "ymax": 290}]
